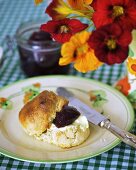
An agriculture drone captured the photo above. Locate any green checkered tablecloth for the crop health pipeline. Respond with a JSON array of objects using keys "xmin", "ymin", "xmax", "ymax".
[{"xmin": 0, "ymin": 0, "xmax": 136, "ymax": 169}]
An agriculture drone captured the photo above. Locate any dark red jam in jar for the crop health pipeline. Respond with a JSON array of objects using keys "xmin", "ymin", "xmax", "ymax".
[{"xmin": 16, "ymin": 21, "xmax": 70, "ymax": 77}]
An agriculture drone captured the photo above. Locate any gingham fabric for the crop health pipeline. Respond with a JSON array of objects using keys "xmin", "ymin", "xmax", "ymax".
[{"xmin": 0, "ymin": 0, "xmax": 136, "ymax": 169}]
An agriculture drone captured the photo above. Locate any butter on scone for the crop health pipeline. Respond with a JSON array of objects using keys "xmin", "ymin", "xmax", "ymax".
[{"xmin": 19, "ymin": 90, "xmax": 90, "ymax": 148}]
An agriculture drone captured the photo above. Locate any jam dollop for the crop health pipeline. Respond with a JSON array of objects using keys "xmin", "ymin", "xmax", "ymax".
[{"xmin": 53, "ymin": 106, "xmax": 80, "ymax": 128}]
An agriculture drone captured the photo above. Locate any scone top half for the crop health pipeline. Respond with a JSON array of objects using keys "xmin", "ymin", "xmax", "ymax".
[{"xmin": 19, "ymin": 90, "xmax": 68, "ymax": 136}]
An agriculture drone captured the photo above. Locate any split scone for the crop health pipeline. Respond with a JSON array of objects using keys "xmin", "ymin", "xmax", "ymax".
[{"xmin": 19, "ymin": 90, "xmax": 90, "ymax": 148}]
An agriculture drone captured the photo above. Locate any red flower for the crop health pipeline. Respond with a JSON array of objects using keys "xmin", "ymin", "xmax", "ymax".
[
  {"xmin": 88, "ymin": 24, "xmax": 132, "ymax": 65},
  {"xmin": 92, "ymin": 0, "xmax": 136, "ymax": 31},
  {"xmin": 40, "ymin": 19, "xmax": 88, "ymax": 43},
  {"xmin": 90, "ymin": 0, "xmax": 97, "ymax": 10}
]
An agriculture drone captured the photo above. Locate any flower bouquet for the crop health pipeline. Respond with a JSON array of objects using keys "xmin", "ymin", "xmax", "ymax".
[{"xmin": 35, "ymin": 0, "xmax": 136, "ymax": 108}]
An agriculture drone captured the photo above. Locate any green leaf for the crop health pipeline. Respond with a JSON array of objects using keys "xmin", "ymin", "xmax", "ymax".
[
  {"xmin": 127, "ymin": 90, "xmax": 136, "ymax": 103},
  {"xmin": 89, "ymin": 90, "xmax": 108, "ymax": 108},
  {"xmin": 92, "ymin": 99, "xmax": 107, "ymax": 108},
  {"xmin": 29, "ymin": 90, "xmax": 40, "ymax": 101},
  {"xmin": 128, "ymin": 47, "xmax": 134, "ymax": 57}
]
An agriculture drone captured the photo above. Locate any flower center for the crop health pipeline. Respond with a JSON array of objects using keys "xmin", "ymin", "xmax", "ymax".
[
  {"xmin": 131, "ymin": 64, "xmax": 136, "ymax": 72},
  {"xmin": 76, "ymin": 43, "xmax": 89, "ymax": 56},
  {"xmin": 106, "ymin": 39, "xmax": 116, "ymax": 50},
  {"xmin": 60, "ymin": 25, "xmax": 69, "ymax": 33},
  {"xmin": 112, "ymin": 6, "xmax": 124, "ymax": 18}
]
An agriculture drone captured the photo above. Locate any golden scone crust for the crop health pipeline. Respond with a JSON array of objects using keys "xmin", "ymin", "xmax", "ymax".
[{"xmin": 19, "ymin": 90, "xmax": 68, "ymax": 136}]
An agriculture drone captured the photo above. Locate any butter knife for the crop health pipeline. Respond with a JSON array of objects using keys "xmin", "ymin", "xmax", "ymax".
[{"xmin": 57, "ymin": 87, "xmax": 136, "ymax": 149}]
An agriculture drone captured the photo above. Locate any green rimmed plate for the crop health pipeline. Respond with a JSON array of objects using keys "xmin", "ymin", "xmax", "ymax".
[{"xmin": 0, "ymin": 75, "xmax": 134, "ymax": 163}]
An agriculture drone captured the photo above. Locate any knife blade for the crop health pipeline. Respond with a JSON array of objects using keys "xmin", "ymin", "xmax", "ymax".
[
  {"xmin": 57, "ymin": 87, "xmax": 107, "ymax": 125},
  {"xmin": 56, "ymin": 87, "xmax": 136, "ymax": 149}
]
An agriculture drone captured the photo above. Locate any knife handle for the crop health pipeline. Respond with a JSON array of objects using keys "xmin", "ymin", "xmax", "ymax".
[{"xmin": 100, "ymin": 119, "xmax": 136, "ymax": 149}]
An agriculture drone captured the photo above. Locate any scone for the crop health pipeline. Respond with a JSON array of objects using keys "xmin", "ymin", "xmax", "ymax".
[
  {"xmin": 36, "ymin": 115, "xmax": 90, "ymax": 148},
  {"xmin": 19, "ymin": 90, "xmax": 90, "ymax": 148}
]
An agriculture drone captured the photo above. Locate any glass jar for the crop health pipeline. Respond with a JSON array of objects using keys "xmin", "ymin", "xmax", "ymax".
[{"xmin": 15, "ymin": 20, "xmax": 70, "ymax": 77}]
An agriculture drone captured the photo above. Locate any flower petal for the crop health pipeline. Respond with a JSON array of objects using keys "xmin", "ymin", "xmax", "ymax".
[
  {"xmin": 68, "ymin": 19, "xmax": 88, "ymax": 33},
  {"xmin": 67, "ymin": 0, "xmax": 93, "ymax": 10},
  {"xmin": 52, "ymin": 33, "xmax": 72, "ymax": 43},
  {"xmin": 40, "ymin": 21, "xmax": 58, "ymax": 33},
  {"xmin": 61, "ymin": 42, "xmax": 76, "ymax": 57},
  {"xmin": 117, "ymin": 31, "xmax": 132, "ymax": 46},
  {"xmin": 74, "ymin": 50, "xmax": 103, "ymax": 72},
  {"xmin": 59, "ymin": 56, "xmax": 74, "ymax": 65},
  {"xmin": 46, "ymin": 0, "xmax": 68, "ymax": 20},
  {"xmin": 107, "ymin": 46, "xmax": 128, "ymax": 65},
  {"xmin": 71, "ymin": 31, "xmax": 91, "ymax": 46},
  {"xmin": 59, "ymin": 41, "xmax": 75, "ymax": 65}
]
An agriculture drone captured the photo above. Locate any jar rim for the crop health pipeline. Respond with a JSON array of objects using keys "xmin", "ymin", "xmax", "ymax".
[{"xmin": 15, "ymin": 19, "xmax": 61, "ymax": 52}]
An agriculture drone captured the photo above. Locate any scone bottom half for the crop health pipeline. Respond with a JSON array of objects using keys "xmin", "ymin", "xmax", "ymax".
[{"xmin": 19, "ymin": 90, "xmax": 90, "ymax": 148}]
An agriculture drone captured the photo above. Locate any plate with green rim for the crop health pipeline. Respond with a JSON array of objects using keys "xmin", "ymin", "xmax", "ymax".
[{"xmin": 0, "ymin": 75, "xmax": 134, "ymax": 163}]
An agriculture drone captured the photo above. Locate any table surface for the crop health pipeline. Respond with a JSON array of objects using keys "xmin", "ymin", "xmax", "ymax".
[{"xmin": 0, "ymin": 0, "xmax": 136, "ymax": 169}]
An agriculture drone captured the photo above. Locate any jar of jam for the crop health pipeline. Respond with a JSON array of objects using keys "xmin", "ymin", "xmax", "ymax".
[{"xmin": 15, "ymin": 20, "xmax": 70, "ymax": 77}]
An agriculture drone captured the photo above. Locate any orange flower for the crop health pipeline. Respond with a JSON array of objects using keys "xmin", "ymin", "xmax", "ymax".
[
  {"xmin": 67, "ymin": 0, "xmax": 93, "ymax": 10},
  {"xmin": 34, "ymin": 0, "xmax": 43, "ymax": 5},
  {"xmin": 115, "ymin": 76, "xmax": 130, "ymax": 96},
  {"xmin": 127, "ymin": 57, "xmax": 136, "ymax": 76},
  {"xmin": 59, "ymin": 31, "xmax": 103, "ymax": 73}
]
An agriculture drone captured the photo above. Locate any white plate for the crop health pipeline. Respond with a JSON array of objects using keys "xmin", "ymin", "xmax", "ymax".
[{"xmin": 0, "ymin": 75, "xmax": 134, "ymax": 163}]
